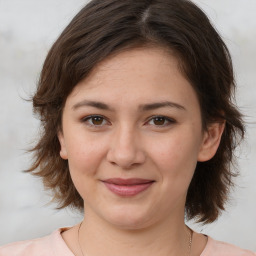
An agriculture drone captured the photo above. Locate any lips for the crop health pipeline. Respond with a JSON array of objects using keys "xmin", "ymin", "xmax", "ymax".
[{"xmin": 102, "ymin": 178, "xmax": 154, "ymax": 197}]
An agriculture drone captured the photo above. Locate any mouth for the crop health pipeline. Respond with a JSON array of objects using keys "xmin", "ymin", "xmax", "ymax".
[{"xmin": 102, "ymin": 178, "xmax": 155, "ymax": 197}]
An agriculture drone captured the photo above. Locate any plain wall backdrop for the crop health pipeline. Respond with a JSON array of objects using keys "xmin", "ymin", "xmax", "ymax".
[{"xmin": 0, "ymin": 0, "xmax": 255, "ymax": 250}]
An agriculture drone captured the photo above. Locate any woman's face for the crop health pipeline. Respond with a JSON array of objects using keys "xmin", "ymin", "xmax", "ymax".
[{"xmin": 58, "ymin": 47, "xmax": 220, "ymax": 229}]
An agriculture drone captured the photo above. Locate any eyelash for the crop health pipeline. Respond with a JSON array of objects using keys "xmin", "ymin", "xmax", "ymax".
[
  {"xmin": 146, "ymin": 115, "xmax": 176, "ymax": 127},
  {"xmin": 81, "ymin": 115, "xmax": 110, "ymax": 127},
  {"xmin": 81, "ymin": 115, "xmax": 176, "ymax": 128}
]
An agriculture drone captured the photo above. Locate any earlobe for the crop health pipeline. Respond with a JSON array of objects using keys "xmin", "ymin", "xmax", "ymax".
[
  {"xmin": 57, "ymin": 131, "xmax": 68, "ymax": 160},
  {"xmin": 197, "ymin": 121, "xmax": 225, "ymax": 162}
]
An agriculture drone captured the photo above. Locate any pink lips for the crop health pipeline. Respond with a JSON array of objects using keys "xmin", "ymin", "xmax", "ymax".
[{"xmin": 102, "ymin": 178, "xmax": 154, "ymax": 197}]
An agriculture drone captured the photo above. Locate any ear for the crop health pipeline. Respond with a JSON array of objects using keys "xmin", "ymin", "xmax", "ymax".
[
  {"xmin": 57, "ymin": 131, "xmax": 68, "ymax": 160},
  {"xmin": 197, "ymin": 121, "xmax": 225, "ymax": 162}
]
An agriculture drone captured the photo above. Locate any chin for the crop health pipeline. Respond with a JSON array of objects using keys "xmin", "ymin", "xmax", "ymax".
[{"xmin": 101, "ymin": 206, "xmax": 156, "ymax": 230}]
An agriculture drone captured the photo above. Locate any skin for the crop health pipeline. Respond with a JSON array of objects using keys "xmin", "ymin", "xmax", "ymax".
[{"xmin": 58, "ymin": 47, "xmax": 224, "ymax": 256}]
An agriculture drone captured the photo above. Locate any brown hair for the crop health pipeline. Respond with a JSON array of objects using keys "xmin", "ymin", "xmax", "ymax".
[{"xmin": 28, "ymin": 0, "xmax": 244, "ymax": 224}]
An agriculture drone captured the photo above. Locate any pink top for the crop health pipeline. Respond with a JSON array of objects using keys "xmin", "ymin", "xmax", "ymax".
[{"xmin": 0, "ymin": 228, "xmax": 255, "ymax": 256}]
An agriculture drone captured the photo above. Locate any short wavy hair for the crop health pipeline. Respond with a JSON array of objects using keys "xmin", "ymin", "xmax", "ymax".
[{"xmin": 28, "ymin": 0, "xmax": 244, "ymax": 224}]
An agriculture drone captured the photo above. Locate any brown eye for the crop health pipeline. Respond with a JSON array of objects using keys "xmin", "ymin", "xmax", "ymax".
[
  {"xmin": 153, "ymin": 117, "xmax": 166, "ymax": 126},
  {"xmin": 147, "ymin": 116, "xmax": 175, "ymax": 127},
  {"xmin": 91, "ymin": 116, "xmax": 104, "ymax": 125},
  {"xmin": 83, "ymin": 115, "xmax": 108, "ymax": 126}
]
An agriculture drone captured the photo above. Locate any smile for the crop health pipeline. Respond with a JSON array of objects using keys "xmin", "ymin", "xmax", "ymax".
[{"xmin": 102, "ymin": 178, "xmax": 155, "ymax": 197}]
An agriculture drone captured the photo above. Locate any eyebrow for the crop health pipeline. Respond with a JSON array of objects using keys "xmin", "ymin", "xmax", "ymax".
[
  {"xmin": 72, "ymin": 100, "xmax": 186, "ymax": 111},
  {"xmin": 139, "ymin": 101, "xmax": 186, "ymax": 111},
  {"xmin": 72, "ymin": 100, "xmax": 114, "ymax": 111}
]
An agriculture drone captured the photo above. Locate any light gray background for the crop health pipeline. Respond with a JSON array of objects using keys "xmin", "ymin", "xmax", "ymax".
[{"xmin": 0, "ymin": 0, "xmax": 255, "ymax": 250}]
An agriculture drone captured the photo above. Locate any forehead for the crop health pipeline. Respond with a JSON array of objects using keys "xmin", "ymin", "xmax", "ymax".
[
  {"xmin": 66, "ymin": 47, "xmax": 199, "ymax": 111},
  {"xmin": 78, "ymin": 47, "xmax": 174, "ymax": 85}
]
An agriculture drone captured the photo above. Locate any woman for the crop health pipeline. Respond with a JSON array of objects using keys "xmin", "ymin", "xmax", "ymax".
[{"xmin": 0, "ymin": 0, "xmax": 255, "ymax": 255}]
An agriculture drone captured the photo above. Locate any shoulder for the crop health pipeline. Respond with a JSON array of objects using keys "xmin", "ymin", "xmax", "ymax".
[
  {"xmin": 0, "ymin": 228, "xmax": 73, "ymax": 256},
  {"xmin": 201, "ymin": 236, "xmax": 256, "ymax": 256},
  {"xmin": 0, "ymin": 236, "xmax": 52, "ymax": 256}
]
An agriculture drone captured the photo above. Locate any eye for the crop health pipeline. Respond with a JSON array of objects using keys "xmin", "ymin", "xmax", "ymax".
[
  {"xmin": 82, "ymin": 115, "xmax": 109, "ymax": 127},
  {"xmin": 147, "ymin": 116, "xmax": 175, "ymax": 127}
]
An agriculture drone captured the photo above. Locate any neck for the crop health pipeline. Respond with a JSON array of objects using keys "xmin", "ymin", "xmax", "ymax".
[{"xmin": 78, "ymin": 209, "xmax": 190, "ymax": 256}]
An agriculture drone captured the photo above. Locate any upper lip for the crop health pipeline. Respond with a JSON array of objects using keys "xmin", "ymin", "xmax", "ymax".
[{"xmin": 102, "ymin": 178, "xmax": 154, "ymax": 185}]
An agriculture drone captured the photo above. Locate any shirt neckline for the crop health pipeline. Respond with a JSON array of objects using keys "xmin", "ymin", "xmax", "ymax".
[{"xmin": 55, "ymin": 227, "xmax": 213, "ymax": 256}]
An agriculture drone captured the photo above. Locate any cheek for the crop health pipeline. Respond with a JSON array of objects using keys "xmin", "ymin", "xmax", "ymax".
[
  {"xmin": 149, "ymin": 130, "xmax": 201, "ymax": 181},
  {"xmin": 66, "ymin": 137, "xmax": 108, "ymax": 200},
  {"xmin": 66, "ymin": 136, "xmax": 107, "ymax": 178}
]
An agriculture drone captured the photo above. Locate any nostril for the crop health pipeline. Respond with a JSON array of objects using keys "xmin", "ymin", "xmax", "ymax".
[
  {"xmin": 107, "ymin": 149, "xmax": 146, "ymax": 169},
  {"xmin": 106, "ymin": 133, "xmax": 146, "ymax": 168}
]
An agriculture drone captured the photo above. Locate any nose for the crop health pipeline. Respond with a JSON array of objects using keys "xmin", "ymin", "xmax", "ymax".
[{"xmin": 106, "ymin": 126, "xmax": 146, "ymax": 169}]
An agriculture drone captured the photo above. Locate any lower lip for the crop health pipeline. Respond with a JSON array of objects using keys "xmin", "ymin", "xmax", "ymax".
[{"xmin": 103, "ymin": 182, "xmax": 153, "ymax": 197}]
